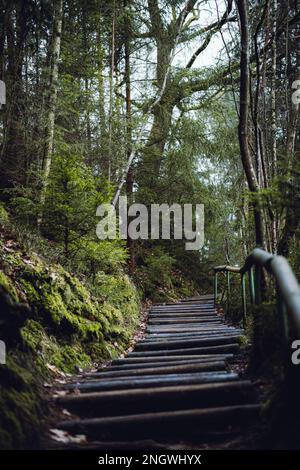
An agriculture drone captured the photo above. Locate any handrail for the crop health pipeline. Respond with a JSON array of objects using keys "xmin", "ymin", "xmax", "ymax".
[{"xmin": 213, "ymin": 248, "xmax": 300, "ymax": 342}]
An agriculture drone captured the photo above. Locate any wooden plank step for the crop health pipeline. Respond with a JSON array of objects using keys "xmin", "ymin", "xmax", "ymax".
[
  {"xmin": 151, "ymin": 304, "xmax": 215, "ymax": 308},
  {"xmin": 144, "ymin": 329, "xmax": 235, "ymax": 336},
  {"xmin": 141, "ymin": 333, "xmax": 242, "ymax": 342},
  {"xmin": 111, "ymin": 354, "xmax": 234, "ymax": 365},
  {"xmin": 83, "ymin": 361, "xmax": 226, "ymax": 379},
  {"xmin": 148, "ymin": 319, "xmax": 222, "ymax": 325},
  {"xmin": 152, "ymin": 301, "xmax": 214, "ymax": 304},
  {"xmin": 149, "ymin": 328, "xmax": 243, "ymax": 335},
  {"xmin": 149, "ymin": 315, "xmax": 218, "ymax": 320},
  {"xmin": 148, "ymin": 321, "xmax": 227, "ymax": 331},
  {"xmin": 128, "ymin": 344, "xmax": 240, "ymax": 356},
  {"xmin": 154, "ymin": 296, "xmax": 214, "ymax": 304},
  {"xmin": 57, "ymin": 381, "xmax": 256, "ymax": 417},
  {"xmin": 101, "ymin": 358, "xmax": 229, "ymax": 371},
  {"xmin": 62, "ymin": 371, "xmax": 238, "ymax": 393},
  {"xmin": 47, "ymin": 439, "xmax": 167, "ymax": 450},
  {"xmin": 145, "ymin": 332, "xmax": 243, "ymax": 341},
  {"xmin": 135, "ymin": 337, "xmax": 241, "ymax": 351},
  {"xmin": 150, "ymin": 307, "xmax": 216, "ymax": 312},
  {"xmin": 148, "ymin": 317, "xmax": 219, "ymax": 323},
  {"xmin": 150, "ymin": 306, "xmax": 216, "ymax": 311},
  {"xmin": 148, "ymin": 324, "xmax": 228, "ymax": 329},
  {"xmin": 57, "ymin": 404, "xmax": 261, "ymax": 441},
  {"xmin": 147, "ymin": 327, "xmax": 228, "ymax": 333},
  {"xmin": 180, "ymin": 296, "xmax": 214, "ymax": 302},
  {"xmin": 148, "ymin": 318, "xmax": 223, "ymax": 328},
  {"xmin": 149, "ymin": 315, "xmax": 219, "ymax": 320}
]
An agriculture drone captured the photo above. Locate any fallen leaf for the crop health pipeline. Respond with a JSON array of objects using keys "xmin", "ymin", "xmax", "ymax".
[{"xmin": 49, "ymin": 428, "xmax": 87, "ymax": 444}]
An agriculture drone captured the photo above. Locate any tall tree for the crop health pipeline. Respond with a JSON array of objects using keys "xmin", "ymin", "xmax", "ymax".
[
  {"xmin": 236, "ymin": 0, "xmax": 266, "ymax": 248},
  {"xmin": 38, "ymin": 0, "xmax": 63, "ymax": 225}
]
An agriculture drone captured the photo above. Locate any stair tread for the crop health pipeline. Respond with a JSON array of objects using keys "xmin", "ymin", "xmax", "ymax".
[
  {"xmin": 57, "ymin": 404, "xmax": 261, "ymax": 441},
  {"xmin": 63, "ymin": 371, "xmax": 239, "ymax": 392},
  {"xmin": 112, "ymin": 354, "xmax": 234, "ymax": 364},
  {"xmin": 83, "ymin": 361, "xmax": 226, "ymax": 378},
  {"xmin": 128, "ymin": 344, "xmax": 240, "ymax": 356}
]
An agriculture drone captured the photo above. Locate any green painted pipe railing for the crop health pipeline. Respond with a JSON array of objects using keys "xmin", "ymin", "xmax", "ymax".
[{"xmin": 213, "ymin": 248, "xmax": 300, "ymax": 343}]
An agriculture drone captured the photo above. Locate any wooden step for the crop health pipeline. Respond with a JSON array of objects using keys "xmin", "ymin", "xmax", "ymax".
[
  {"xmin": 149, "ymin": 311, "xmax": 217, "ymax": 317},
  {"xmin": 128, "ymin": 344, "xmax": 240, "ymax": 356},
  {"xmin": 62, "ymin": 371, "xmax": 239, "ymax": 393},
  {"xmin": 57, "ymin": 404, "xmax": 261, "ymax": 441},
  {"xmin": 139, "ymin": 334, "xmax": 242, "ymax": 345},
  {"xmin": 84, "ymin": 361, "xmax": 226, "ymax": 379},
  {"xmin": 145, "ymin": 331, "xmax": 243, "ymax": 341},
  {"xmin": 101, "ymin": 358, "xmax": 228, "ymax": 371},
  {"xmin": 135, "ymin": 336, "xmax": 241, "ymax": 352},
  {"xmin": 57, "ymin": 381, "xmax": 257, "ymax": 417},
  {"xmin": 148, "ymin": 315, "xmax": 218, "ymax": 320},
  {"xmin": 151, "ymin": 303, "xmax": 214, "ymax": 309},
  {"xmin": 111, "ymin": 354, "xmax": 234, "ymax": 365},
  {"xmin": 149, "ymin": 328, "xmax": 243, "ymax": 336},
  {"xmin": 148, "ymin": 319, "xmax": 220, "ymax": 324},
  {"xmin": 147, "ymin": 327, "xmax": 228, "ymax": 334}
]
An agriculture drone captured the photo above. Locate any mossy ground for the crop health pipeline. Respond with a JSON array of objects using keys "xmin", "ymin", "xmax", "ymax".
[{"xmin": 0, "ymin": 208, "xmax": 140, "ymax": 449}]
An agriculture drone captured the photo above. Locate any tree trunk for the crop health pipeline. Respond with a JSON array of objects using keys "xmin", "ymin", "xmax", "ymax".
[
  {"xmin": 108, "ymin": 1, "xmax": 116, "ymax": 182},
  {"xmin": 278, "ymin": 37, "xmax": 300, "ymax": 256},
  {"xmin": 97, "ymin": 16, "xmax": 106, "ymax": 157},
  {"xmin": 38, "ymin": 0, "xmax": 63, "ymax": 225},
  {"xmin": 124, "ymin": 0, "xmax": 135, "ymax": 271},
  {"xmin": 270, "ymin": 0, "xmax": 278, "ymax": 252},
  {"xmin": 236, "ymin": 0, "xmax": 266, "ymax": 248},
  {"xmin": 0, "ymin": 0, "xmax": 28, "ymax": 190}
]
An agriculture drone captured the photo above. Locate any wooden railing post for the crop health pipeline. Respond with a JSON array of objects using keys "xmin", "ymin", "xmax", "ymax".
[
  {"xmin": 214, "ymin": 272, "xmax": 218, "ymax": 306},
  {"xmin": 226, "ymin": 270, "xmax": 230, "ymax": 316},
  {"xmin": 254, "ymin": 265, "xmax": 262, "ymax": 305},
  {"xmin": 249, "ymin": 267, "xmax": 255, "ymax": 304}
]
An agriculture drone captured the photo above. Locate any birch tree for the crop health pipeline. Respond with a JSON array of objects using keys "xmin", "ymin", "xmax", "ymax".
[{"xmin": 38, "ymin": 0, "xmax": 63, "ymax": 225}]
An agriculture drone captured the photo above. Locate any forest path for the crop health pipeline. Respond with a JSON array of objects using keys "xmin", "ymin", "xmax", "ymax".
[{"xmin": 47, "ymin": 295, "xmax": 261, "ymax": 449}]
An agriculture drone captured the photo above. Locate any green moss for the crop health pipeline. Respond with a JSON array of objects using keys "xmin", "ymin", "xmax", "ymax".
[
  {"xmin": 0, "ymin": 227, "xmax": 141, "ymax": 448},
  {"xmin": 21, "ymin": 319, "xmax": 47, "ymax": 351},
  {"xmin": 53, "ymin": 345, "xmax": 91, "ymax": 371},
  {"xmin": 0, "ymin": 270, "xmax": 19, "ymax": 302},
  {"xmin": 0, "ymin": 203, "xmax": 9, "ymax": 224},
  {"xmin": 40, "ymin": 288, "xmax": 69, "ymax": 324},
  {"xmin": 238, "ymin": 335, "xmax": 249, "ymax": 345},
  {"xmin": 0, "ymin": 354, "xmax": 44, "ymax": 450},
  {"xmin": 18, "ymin": 279, "xmax": 40, "ymax": 304},
  {"xmin": 21, "ymin": 319, "xmax": 94, "ymax": 373}
]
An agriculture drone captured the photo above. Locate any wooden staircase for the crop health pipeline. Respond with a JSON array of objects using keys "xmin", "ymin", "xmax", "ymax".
[{"xmin": 49, "ymin": 295, "xmax": 261, "ymax": 448}]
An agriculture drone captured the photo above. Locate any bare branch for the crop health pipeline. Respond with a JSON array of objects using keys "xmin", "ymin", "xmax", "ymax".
[
  {"xmin": 186, "ymin": 0, "xmax": 234, "ymax": 69},
  {"xmin": 176, "ymin": 0, "xmax": 199, "ymax": 30}
]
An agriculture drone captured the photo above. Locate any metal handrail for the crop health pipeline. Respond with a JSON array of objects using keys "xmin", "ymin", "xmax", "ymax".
[{"xmin": 213, "ymin": 248, "xmax": 300, "ymax": 342}]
